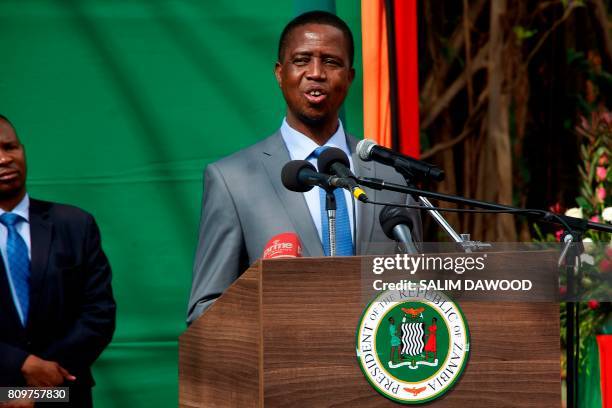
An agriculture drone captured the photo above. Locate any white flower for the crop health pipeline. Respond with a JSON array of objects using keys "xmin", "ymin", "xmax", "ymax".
[
  {"xmin": 565, "ymin": 207, "xmax": 583, "ymax": 219},
  {"xmin": 583, "ymin": 237, "xmax": 595, "ymax": 254},
  {"xmin": 580, "ymin": 253, "xmax": 595, "ymax": 265},
  {"xmin": 602, "ymin": 207, "xmax": 612, "ymax": 223}
]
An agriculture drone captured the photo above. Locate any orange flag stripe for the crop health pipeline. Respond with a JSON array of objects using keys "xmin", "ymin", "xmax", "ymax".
[{"xmin": 361, "ymin": 0, "xmax": 392, "ymax": 148}]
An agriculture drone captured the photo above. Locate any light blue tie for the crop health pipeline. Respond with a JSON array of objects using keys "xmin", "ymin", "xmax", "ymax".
[
  {"xmin": 312, "ymin": 147, "xmax": 354, "ymax": 256},
  {"xmin": 1, "ymin": 213, "xmax": 30, "ymax": 326}
]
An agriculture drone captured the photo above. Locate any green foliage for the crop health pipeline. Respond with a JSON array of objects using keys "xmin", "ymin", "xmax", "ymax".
[
  {"xmin": 537, "ymin": 108, "xmax": 612, "ymax": 374},
  {"xmin": 513, "ymin": 26, "xmax": 537, "ymax": 44}
]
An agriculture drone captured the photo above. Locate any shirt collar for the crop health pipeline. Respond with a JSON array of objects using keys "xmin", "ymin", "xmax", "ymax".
[
  {"xmin": 280, "ymin": 118, "xmax": 351, "ymax": 161},
  {"xmin": 0, "ymin": 193, "xmax": 30, "ymax": 222}
]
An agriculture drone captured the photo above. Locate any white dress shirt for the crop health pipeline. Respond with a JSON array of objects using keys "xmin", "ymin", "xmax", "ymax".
[{"xmin": 280, "ymin": 119, "xmax": 357, "ymax": 242}]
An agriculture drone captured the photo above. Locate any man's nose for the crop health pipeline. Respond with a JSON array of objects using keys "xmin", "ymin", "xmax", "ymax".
[
  {"xmin": 306, "ymin": 58, "xmax": 326, "ymax": 80},
  {"xmin": 0, "ymin": 151, "xmax": 13, "ymax": 164}
]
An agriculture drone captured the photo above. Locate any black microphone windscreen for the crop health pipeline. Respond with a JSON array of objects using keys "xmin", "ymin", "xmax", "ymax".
[
  {"xmin": 379, "ymin": 205, "xmax": 414, "ymax": 240},
  {"xmin": 317, "ymin": 147, "xmax": 350, "ymax": 174},
  {"xmin": 281, "ymin": 160, "xmax": 316, "ymax": 193}
]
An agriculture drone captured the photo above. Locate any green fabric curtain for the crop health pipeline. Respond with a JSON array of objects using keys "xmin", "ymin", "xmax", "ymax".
[
  {"xmin": 580, "ymin": 337, "xmax": 603, "ymax": 408},
  {"xmin": 0, "ymin": 1, "xmax": 362, "ymax": 406}
]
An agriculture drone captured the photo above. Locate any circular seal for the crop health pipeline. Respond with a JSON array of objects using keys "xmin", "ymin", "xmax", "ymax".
[{"xmin": 356, "ymin": 289, "xmax": 470, "ymax": 404}]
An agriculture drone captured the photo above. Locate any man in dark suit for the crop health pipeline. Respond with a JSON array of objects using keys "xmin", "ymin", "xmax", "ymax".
[
  {"xmin": 187, "ymin": 11, "xmax": 422, "ymax": 324},
  {"xmin": 0, "ymin": 115, "xmax": 116, "ymax": 408}
]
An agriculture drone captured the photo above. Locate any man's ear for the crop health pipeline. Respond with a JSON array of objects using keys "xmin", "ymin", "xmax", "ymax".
[
  {"xmin": 274, "ymin": 61, "xmax": 283, "ymax": 87},
  {"xmin": 348, "ymin": 67, "xmax": 355, "ymax": 85}
]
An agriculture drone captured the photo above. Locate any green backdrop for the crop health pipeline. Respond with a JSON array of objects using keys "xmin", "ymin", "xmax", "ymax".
[{"xmin": 0, "ymin": 1, "xmax": 363, "ymax": 406}]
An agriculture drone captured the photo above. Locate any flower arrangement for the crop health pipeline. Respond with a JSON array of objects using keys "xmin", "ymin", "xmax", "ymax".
[{"xmin": 535, "ymin": 108, "xmax": 612, "ymax": 372}]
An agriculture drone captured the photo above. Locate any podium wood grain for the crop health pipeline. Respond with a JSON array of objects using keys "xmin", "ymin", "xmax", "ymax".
[{"xmin": 180, "ymin": 255, "xmax": 560, "ymax": 407}]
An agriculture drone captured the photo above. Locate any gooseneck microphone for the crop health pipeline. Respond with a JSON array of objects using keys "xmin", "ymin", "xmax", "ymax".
[
  {"xmin": 379, "ymin": 205, "xmax": 418, "ymax": 255},
  {"xmin": 316, "ymin": 147, "xmax": 368, "ymax": 202},
  {"xmin": 357, "ymin": 139, "xmax": 445, "ymax": 182}
]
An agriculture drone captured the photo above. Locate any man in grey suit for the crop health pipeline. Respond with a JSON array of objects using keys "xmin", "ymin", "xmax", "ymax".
[{"xmin": 187, "ymin": 11, "xmax": 422, "ymax": 324}]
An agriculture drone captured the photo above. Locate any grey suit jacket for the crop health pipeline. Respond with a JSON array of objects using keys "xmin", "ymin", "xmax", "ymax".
[{"xmin": 187, "ymin": 131, "xmax": 422, "ymax": 324}]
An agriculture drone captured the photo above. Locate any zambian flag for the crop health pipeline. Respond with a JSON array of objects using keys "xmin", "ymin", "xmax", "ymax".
[{"xmin": 293, "ymin": 0, "xmax": 420, "ymax": 156}]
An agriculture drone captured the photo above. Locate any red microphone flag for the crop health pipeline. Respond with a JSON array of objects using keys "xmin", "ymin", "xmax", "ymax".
[{"xmin": 262, "ymin": 233, "xmax": 302, "ymax": 259}]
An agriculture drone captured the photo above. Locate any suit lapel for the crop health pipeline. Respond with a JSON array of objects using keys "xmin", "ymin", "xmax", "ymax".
[
  {"xmin": 260, "ymin": 132, "xmax": 324, "ymax": 257},
  {"xmin": 348, "ymin": 136, "xmax": 376, "ymax": 255},
  {"xmin": 28, "ymin": 199, "xmax": 52, "ymax": 328}
]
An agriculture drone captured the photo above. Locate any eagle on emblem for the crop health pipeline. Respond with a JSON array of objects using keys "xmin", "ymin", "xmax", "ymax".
[
  {"xmin": 404, "ymin": 386, "xmax": 426, "ymax": 396},
  {"xmin": 401, "ymin": 307, "xmax": 425, "ymax": 318}
]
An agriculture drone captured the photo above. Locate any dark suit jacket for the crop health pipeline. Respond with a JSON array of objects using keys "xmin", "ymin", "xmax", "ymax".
[
  {"xmin": 187, "ymin": 131, "xmax": 422, "ymax": 323},
  {"xmin": 0, "ymin": 198, "xmax": 116, "ymax": 388}
]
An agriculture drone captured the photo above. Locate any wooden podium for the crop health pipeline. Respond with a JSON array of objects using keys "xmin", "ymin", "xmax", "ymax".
[{"xmin": 179, "ymin": 255, "xmax": 560, "ymax": 407}]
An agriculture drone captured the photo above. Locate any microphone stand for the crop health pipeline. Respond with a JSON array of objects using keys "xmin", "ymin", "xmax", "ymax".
[
  {"xmin": 560, "ymin": 232, "xmax": 585, "ymax": 408},
  {"xmin": 356, "ymin": 176, "xmax": 610, "ymax": 234},
  {"xmin": 371, "ymin": 170, "xmax": 490, "ymax": 252},
  {"xmin": 357, "ymin": 176, "xmax": 612, "ymax": 408},
  {"xmin": 324, "ymin": 189, "xmax": 337, "ymax": 257},
  {"xmin": 415, "ymin": 195, "xmax": 489, "ymax": 252}
]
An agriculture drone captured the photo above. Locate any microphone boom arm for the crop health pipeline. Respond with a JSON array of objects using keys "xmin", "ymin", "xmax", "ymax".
[{"xmin": 356, "ymin": 176, "xmax": 612, "ymax": 235}]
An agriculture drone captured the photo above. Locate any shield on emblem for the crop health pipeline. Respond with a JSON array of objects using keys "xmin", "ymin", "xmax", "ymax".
[{"xmin": 401, "ymin": 322, "xmax": 424, "ymax": 356}]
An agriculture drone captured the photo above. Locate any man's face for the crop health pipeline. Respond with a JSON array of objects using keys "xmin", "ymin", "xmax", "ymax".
[
  {"xmin": 275, "ymin": 23, "xmax": 355, "ymax": 129},
  {"xmin": 0, "ymin": 120, "xmax": 26, "ymax": 200}
]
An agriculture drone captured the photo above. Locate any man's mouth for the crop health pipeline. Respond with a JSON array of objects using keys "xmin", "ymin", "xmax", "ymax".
[
  {"xmin": 0, "ymin": 170, "xmax": 18, "ymax": 181},
  {"xmin": 304, "ymin": 89, "xmax": 327, "ymax": 104}
]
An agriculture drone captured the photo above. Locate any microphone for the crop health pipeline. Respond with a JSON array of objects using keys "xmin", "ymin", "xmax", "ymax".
[
  {"xmin": 357, "ymin": 139, "xmax": 445, "ymax": 182},
  {"xmin": 379, "ymin": 205, "xmax": 418, "ymax": 254},
  {"xmin": 281, "ymin": 160, "xmax": 335, "ymax": 192},
  {"xmin": 262, "ymin": 232, "xmax": 302, "ymax": 259},
  {"xmin": 316, "ymin": 147, "xmax": 368, "ymax": 202}
]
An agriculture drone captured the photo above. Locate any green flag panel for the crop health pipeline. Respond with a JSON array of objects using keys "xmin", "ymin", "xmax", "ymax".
[{"xmin": 0, "ymin": 1, "xmax": 364, "ymax": 406}]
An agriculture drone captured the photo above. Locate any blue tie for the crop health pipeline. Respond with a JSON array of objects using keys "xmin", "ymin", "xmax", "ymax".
[
  {"xmin": 1, "ymin": 213, "xmax": 30, "ymax": 326},
  {"xmin": 312, "ymin": 147, "xmax": 354, "ymax": 256}
]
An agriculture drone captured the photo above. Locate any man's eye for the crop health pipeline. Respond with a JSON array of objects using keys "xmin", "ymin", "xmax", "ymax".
[
  {"xmin": 293, "ymin": 57, "xmax": 309, "ymax": 65},
  {"xmin": 324, "ymin": 58, "xmax": 341, "ymax": 66}
]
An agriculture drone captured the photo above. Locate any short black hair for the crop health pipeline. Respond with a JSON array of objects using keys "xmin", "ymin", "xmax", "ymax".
[
  {"xmin": 0, "ymin": 114, "xmax": 12, "ymax": 126},
  {"xmin": 0, "ymin": 114, "xmax": 21, "ymax": 144},
  {"xmin": 0, "ymin": 114, "xmax": 16, "ymax": 133},
  {"xmin": 278, "ymin": 10, "xmax": 354, "ymax": 67}
]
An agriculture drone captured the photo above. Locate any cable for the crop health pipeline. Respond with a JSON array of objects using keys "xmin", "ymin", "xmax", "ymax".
[{"xmin": 364, "ymin": 199, "xmax": 573, "ymax": 232}]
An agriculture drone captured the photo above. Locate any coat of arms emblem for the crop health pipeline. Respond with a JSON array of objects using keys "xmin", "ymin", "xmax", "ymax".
[{"xmin": 356, "ymin": 289, "xmax": 470, "ymax": 404}]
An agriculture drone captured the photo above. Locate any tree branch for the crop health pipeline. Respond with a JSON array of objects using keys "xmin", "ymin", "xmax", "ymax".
[
  {"xmin": 421, "ymin": 0, "xmax": 487, "ymax": 103},
  {"xmin": 421, "ymin": 43, "xmax": 489, "ymax": 129},
  {"xmin": 421, "ymin": 88, "xmax": 488, "ymax": 160},
  {"xmin": 524, "ymin": 2, "xmax": 578, "ymax": 66},
  {"xmin": 589, "ymin": 0, "xmax": 612, "ymax": 70}
]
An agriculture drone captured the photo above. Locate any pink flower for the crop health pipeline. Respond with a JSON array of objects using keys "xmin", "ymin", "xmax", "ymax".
[
  {"xmin": 596, "ymin": 187, "xmax": 606, "ymax": 202},
  {"xmin": 597, "ymin": 166, "xmax": 607, "ymax": 182},
  {"xmin": 599, "ymin": 154, "xmax": 609, "ymax": 166},
  {"xmin": 588, "ymin": 300, "xmax": 600, "ymax": 310},
  {"xmin": 555, "ymin": 230, "xmax": 564, "ymax": 242},
  {"xmin": 601, "ymin": 258, "xmax": 612, "ymax": 273},
  {"xmin": 591, "ymin": 215, "xmax": 601, "ymax": 223},
  {"xmin": 559, "ymin": 285, "xmax": 567, "ymax": 297},
  {"xmin": 549, "ymin": 202, "xmax": 563, "ymax": 214}
]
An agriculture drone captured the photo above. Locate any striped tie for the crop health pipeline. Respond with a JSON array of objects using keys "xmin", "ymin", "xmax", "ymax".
[
  {"xmin": 312, "ymin": 147, "xmax": 354, "ymax": 256},
  {"xmin": 1, "ymin": 212, "xmax": 30, "ymax": 326}
]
